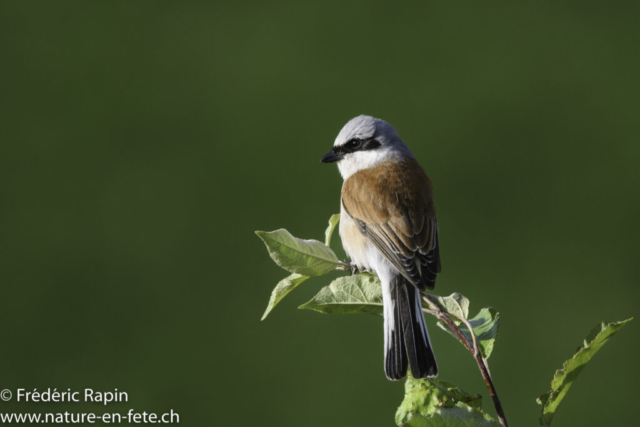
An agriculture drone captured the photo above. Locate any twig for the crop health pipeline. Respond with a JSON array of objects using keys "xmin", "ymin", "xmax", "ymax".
[
  {"xmin": 421, "ymin": 293, "xmax": 509, "ymax": 427},
  {"xmin": 449, "ymin": 311, "xmax": 480, "ymax": 357}
]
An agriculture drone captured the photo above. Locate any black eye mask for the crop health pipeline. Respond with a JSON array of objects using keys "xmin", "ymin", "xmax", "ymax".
[{"xmin": 340, "ymin": 137, "xmax": 381, "ymax": 154}]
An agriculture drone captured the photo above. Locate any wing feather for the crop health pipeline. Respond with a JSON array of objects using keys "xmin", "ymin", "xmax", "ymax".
[{"xmin": 342, "ymin": 159, "xmax": 441, "ymax": 291}]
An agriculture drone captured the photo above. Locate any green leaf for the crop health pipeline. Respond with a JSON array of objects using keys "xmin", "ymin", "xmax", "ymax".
[
  {"xmin": 298, "ymin": 275, "xmax": 383, "ymax": 316},
  {"xmin": 536, "ymin": 318, "xmax": 633, "ymax": 427},
  {"xmin": 324, "ymin": 214, "xmax": 340, "ymax": 247},
  {"xmin": 431, "ymin": 294, "xmax": 500, "ymax": 359},
  {"xmin": 402, "ymin": 404, "xmax": 502, "ymax": 427},
  {"xmin": 468, "ymin": 308, "xmax": 500, "ymax": 359},
  {"xmin": 396, "ymin": 377, "xmax": 483, "ymax": 421},
  {"xmin": 261, "ymin": 273, "xmax": 310, "ymax": 320},
  {"xmin": 431, "ymin": 293, "xmax": 470, "ymax": 322},
  {"xmin": 396, "ymin": 377, "xmax": 499, "ymax": 427},
  {"xmin": 256, "ymin": 229, "xmax": 343, "ymax": 276}
]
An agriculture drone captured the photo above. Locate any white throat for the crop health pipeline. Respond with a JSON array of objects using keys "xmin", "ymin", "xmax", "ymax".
[{"xmin": 337, "ymin": 145, "xmax": 413, "ymax": 180}]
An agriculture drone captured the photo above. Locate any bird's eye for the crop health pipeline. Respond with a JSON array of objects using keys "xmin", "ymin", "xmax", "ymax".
[{"xmin": 348, "ymin": 139, "xmax": 363, "ymax": 149}]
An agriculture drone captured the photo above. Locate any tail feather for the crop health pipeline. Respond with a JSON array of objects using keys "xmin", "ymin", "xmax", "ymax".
[
  {"xmin": 399, "ymin": 278, "xmax": 438, "ymax": 378},
  {"xmin": 384, "ymin": 276, "xmax": 438, "ymax": 380},
  {"xmin": 385, "ymin": 286, "xmax": 408, "ymax": 380}
]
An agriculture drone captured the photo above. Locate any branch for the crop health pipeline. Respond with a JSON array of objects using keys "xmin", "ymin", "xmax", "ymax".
[{"xmin": 421, "ymin": 293, "xmax": 509, "ymax": 427}]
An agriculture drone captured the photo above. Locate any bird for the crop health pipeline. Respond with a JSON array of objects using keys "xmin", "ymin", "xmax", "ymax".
[{"xmin": 320, "ymin": 115, "xmax": 441, "ymax": 380}]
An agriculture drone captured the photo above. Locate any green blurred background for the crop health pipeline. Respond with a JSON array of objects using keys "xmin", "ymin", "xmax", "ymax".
[{"xmin": 1, "ymin": 2, "xmax": 638, "ymax": 426}]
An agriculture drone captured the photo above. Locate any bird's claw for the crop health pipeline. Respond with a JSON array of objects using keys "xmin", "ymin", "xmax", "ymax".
[{"xmin": 343, "ymin": 259, "xmax": 359, "ymax": 276}]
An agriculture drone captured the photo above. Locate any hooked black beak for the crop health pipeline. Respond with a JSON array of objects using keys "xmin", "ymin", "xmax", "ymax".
[{"xmin": 320, "ymin": 149, "xmax": 344, "ymax": 163}]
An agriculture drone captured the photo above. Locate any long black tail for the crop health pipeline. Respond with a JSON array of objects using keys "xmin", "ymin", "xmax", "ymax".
[{"xmin": 384, "ymin": 276, "xmax": 438, "ymax": 380}]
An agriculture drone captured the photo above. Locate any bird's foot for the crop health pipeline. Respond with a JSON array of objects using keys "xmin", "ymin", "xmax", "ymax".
[{"xmin": 343, "ymin": 259, "xmax": 359, "ymax": 276}]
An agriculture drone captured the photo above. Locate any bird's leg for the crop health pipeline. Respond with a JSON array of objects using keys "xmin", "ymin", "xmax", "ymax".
[
  {"xmin": 341, "ymin": 260, "xmax": 379, "ymax": 276},
  {"xmin": 341, "ymin": 260, "xmax": 378, "ymax": 277},
  {"xmin": 343, "ymin": 259, "xmax": 359, "ymax": 276}
]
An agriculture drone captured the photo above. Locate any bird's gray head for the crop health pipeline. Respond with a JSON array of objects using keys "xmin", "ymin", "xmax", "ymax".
[{"xmin": 321, "ymin": 115, "xmax": 413, "ymax": 179}]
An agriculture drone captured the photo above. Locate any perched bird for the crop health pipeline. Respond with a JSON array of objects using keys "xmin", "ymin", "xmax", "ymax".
[{"xmin": 321, "ymin": 115, "xmax": 441, "ymax": 380}]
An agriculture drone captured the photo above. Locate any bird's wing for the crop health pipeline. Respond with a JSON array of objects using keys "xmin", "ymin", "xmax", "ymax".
[{"xmin": 341, "ymin": 159, "xmax": 441, "ymax": 290}]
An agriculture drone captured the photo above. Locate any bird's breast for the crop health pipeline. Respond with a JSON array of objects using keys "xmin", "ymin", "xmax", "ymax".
[{"xmin": 339, "ymin": 203, "xmax": 373, "ymax": 270}]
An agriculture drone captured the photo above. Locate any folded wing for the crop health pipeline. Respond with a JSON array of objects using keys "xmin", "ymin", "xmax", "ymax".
[{"xmin": 341, "ymin": 159, "xmax": 441, "ymax": 290}]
